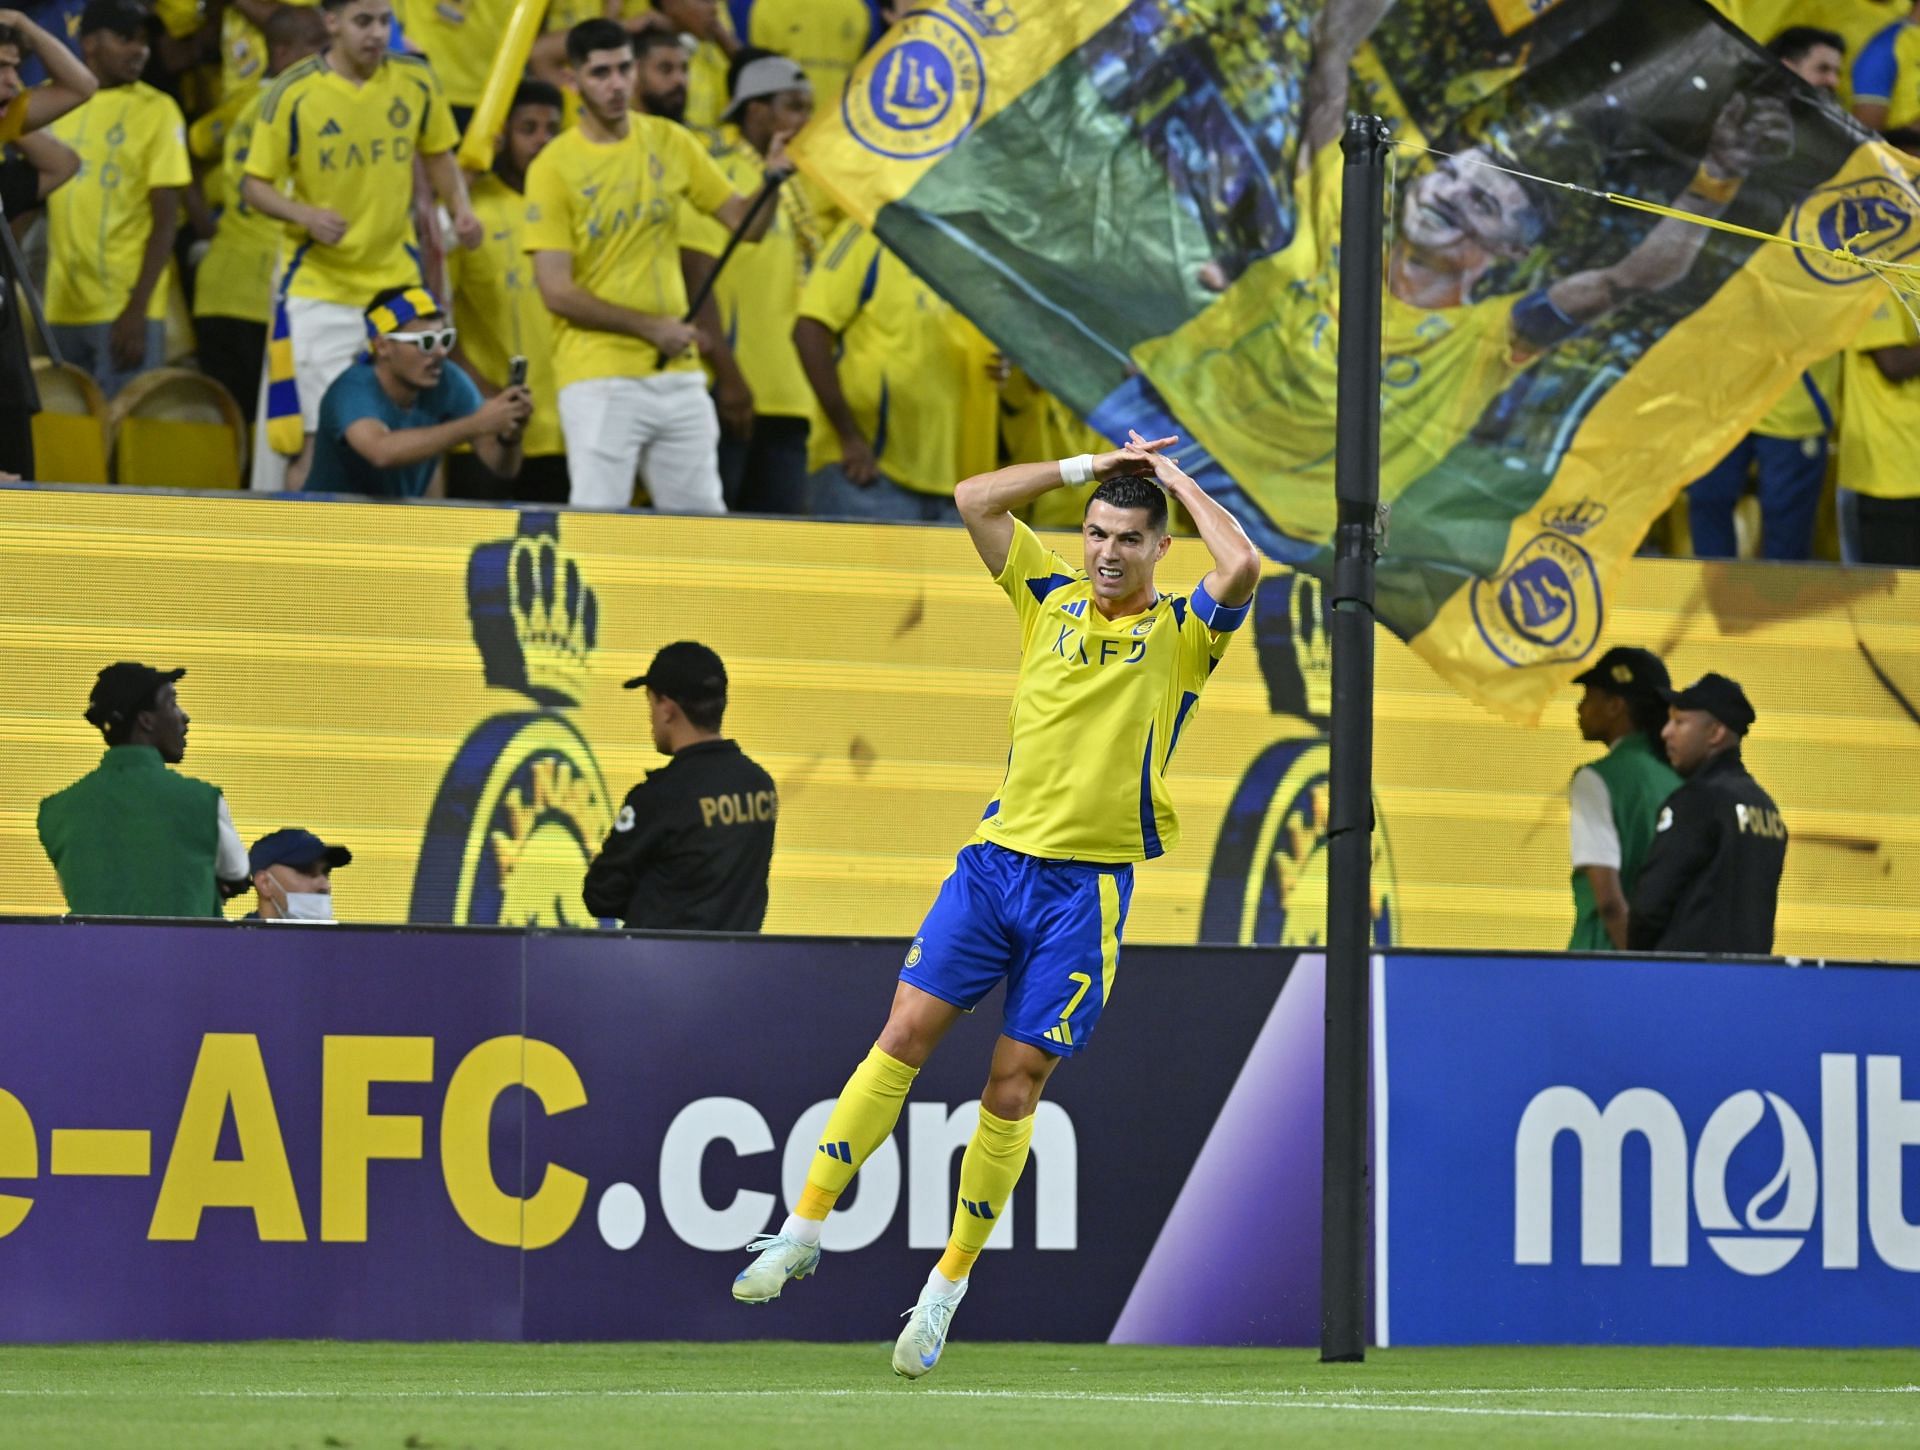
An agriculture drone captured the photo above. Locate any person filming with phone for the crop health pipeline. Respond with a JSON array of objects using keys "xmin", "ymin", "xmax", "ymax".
[{"xmin": 304, "ymin": 287, "xmax": 533, "ymax": 499}]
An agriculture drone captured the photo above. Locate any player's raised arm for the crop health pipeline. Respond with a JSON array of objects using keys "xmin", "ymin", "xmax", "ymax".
[
  {"xmin": 954, "ymin": 436, "xmax": 1177, "ymax": 577},
  {"xmin": 1128, "ymin": 434, "xmax": 1263, "ymax": 606}
]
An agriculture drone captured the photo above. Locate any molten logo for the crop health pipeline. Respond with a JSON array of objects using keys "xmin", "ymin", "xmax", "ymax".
[{"xmin": 1513, "ymin": 1055, "xmax": 1920, "ymax": 1276}]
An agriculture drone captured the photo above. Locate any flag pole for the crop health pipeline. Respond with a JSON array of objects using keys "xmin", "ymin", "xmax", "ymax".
[{"xmin": 1321, "ymin": 112, "xmax": 1389, "ymax": 1366}]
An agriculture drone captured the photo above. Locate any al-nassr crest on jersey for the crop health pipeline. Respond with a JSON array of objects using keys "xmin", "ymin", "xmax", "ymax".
[
  {"xmin": 410, "ymin": 514, "xmax": 614, "ymax": 925},
  {"xmin": 1201, "ymin": 572, "xmax": 1395, "ymax": 946}
]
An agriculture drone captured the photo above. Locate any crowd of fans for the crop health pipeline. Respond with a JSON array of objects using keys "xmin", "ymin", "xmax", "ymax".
[{"xmin": 0, "ymin": 0, "xmax": 1915, "ymax": 561}]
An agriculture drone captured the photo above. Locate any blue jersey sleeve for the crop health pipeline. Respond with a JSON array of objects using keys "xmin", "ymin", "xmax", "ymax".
[{"xmin": 1854, "ymin": 24, "xmax": 1900, "ymax": 104}]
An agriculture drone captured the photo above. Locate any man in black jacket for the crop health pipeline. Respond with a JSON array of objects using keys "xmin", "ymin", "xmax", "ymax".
[
  {"xmin": 1629, "ymin": 673, "xmax": 1787, "ymax": 955},
  {"xmin": 583, "ymin": 641, "xmax": 778, "ymax": 930}
]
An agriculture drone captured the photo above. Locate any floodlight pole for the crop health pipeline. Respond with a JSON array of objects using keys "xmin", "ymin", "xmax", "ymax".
[{"xmin": 1321, "ymin": 113, "xmax": 1389, "ymax": 1366}]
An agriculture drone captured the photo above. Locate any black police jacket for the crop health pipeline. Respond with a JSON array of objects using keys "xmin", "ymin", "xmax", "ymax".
[
  {"xmin": 582, "ymin": 739, "xmax": 777, "ymax": 931},
  {"xmin": 1628, "ymin": 750, "xmax": 1787, "ymax": 955}
]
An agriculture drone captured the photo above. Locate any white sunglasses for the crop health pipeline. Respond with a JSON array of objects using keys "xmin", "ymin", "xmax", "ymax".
[{"xmin": 386, "ymin": 326, "xmax": 458, "ymax": 355}]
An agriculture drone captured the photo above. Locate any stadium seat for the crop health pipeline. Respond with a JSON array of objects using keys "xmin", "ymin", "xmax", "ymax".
[
  {"xmin": 109, "ymin": 368, "xmax": 247, "ymax": 489},
  {"xmin": 28, "ymin": 360, "xmax": 110, "ymax": 485}
]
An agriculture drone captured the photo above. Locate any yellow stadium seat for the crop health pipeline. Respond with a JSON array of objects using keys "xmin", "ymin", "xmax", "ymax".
[
  {"xmin": 109, "ymin": 368, "xmax": 246, "ymax": 489},
  {"xmin": 28, "ymin": 359, "xmax": 110, "ymax": 485}
]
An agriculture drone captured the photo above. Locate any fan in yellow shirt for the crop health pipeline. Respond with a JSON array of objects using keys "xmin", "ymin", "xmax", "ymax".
[
  {"xmin": 1852, "ymin": 4, "xmax": 1920, "ymax": 133},
  {"xmin": 681, "ymin": 50, "xmax": 819, "ymax": 513},
  {"xmin": 1836, "ymin": 295, "xmax": 1920, "ymax": 565},
  {"xmin": 45, "ymin": 0, "xmax": 190, "ymax": 398},
  {"xmin": 240, "ymin": 0, "xmax": 482, "ymax": 489},
  {"xmin": 447, "ymin": 80, "xmax": 569, "ymax": 502},
  {"xmin": 795, "ymin": 218, "xmax": 1002, "ymax": 522},
  {"xmin": 743, "ymin": 0, "xmax": 870, "ymax": 102},
  {"xmin": 193, "ymin": 6, "xmax": 329, "ymax": 422},
  {"xmin": 638, "ymin": 0, "xmax": 739, "ymax": 130},
  {"xmin": 525, "ymin": 19, "xmax": 787, "ymax": 511}
]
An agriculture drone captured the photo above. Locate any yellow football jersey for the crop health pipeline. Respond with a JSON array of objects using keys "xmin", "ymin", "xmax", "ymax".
[
  {"xmin": 46, "ymin": 83, "xmax": 192, "ymax": 326},
  {"xmin": 685, "ymin": 37, "xmax": 731, "ymax": 132},
  {"xmin": 245, "ymin": 53, "xmax": 460, "ymax": 306},
  {"xmin": 522, "ymin": 117, "xmax": 736, "ymax": 390},
  {"xmin": 1853, "ymin": 19, "xmax": 1920, "ymax": 129},
  {"xmin": 1753, "ymin": 354, "xmax": 1839, "ymax": 440},
  {"xmin": 194, "ymin": 88, "xmax": 282, "ymax": 326},
  {"xmin": 218, "ymin": 0, "xmax": 320, "ymax": 102},
  {"xmin": 409, "ymin": 0, "xmax": 520, "ymax": 109},
  {"xmin": 1133, "ymin": 141, "xmax": 1537, "ymax": 546},
  {"xmin": 747, "ymin": 0, "xmax": 872, "ymax": 101},
  {"xmin": 797, "ymin": 220, "xmax": 982, "ymax": 495},
  {"xmin": 448, "ymin": 171, "xmax": 564, "ymax": 457},
  {"xmin": 975, "ymin": 519, "xmax": 1242, "ymax": 864},
  {"xmin": 1838, "ymin": 298, "xmax": 1920, "ymax": 500},
  {"xmin": 680, "ymin": 127, "xmax": 817, "ymax": 419}
]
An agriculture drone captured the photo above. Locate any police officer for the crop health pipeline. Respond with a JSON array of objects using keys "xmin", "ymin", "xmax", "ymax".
[
  {"xmin": 1567, "ymin": 646, "xmax": 1682, "ymax": 951},
  {"xmin": 37, "ymin": 663, "xmax": 251, "ymax": 917},
  {"xmin": 583, "ymin": 641, "xmax": 778, "ymax": 930},
  {"xmin": 1629, "ymin": 673, "xmax": 1787, "ymax": 955}
]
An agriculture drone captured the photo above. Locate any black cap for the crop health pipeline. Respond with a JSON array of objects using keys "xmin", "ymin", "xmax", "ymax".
[
  {"xmin": 1666, "ymin": 672, "xmax": 1756, "ymax": 736},
  {"xmin": 623, "ymin": 641, "xmax": 727, "ymax": 705},
  {"xmin": 1572, "ymin": 646, "xmax": 1670, "ymax": 699},
  {"xmin": 249, "ymin": 828, "xmax": 353, "ymax": 876},
  {"xmin": 79, "ymin": 0, "xmax": 152, "ymax": 37},
  {"xmin": 84, "ymin": 662, "xmax": 184, "ymax": 731}
]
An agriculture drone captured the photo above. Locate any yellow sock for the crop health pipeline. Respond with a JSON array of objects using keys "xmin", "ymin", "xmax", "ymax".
[
  {"xmin": 936, "ymin": 1107, "xmax": 1035, "ymax": 1282},
  {"xmin": 796, "ymin": 1045, "xmax": 919, "ymax": 1220}
]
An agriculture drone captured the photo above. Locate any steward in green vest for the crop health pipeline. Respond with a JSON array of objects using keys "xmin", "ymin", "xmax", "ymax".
[
  {"xmin": 1567, "ymin": 646, "xmax": 1683, "ymax": 951},
  {"xmin": 37, "ymin": 663, "xmax": 251, "ymax": 918}
]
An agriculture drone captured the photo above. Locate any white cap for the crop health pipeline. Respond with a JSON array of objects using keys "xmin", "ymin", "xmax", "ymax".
[{"xmin": 723, "ymin": 55, "xmax": 812, "ymax": 122}]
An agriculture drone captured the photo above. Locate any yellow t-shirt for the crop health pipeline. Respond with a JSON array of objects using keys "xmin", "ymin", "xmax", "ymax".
[
  {"xmin": 1853, "ymin": 19, "xmax": 1920, "ymax": 129},
  {"xmin": 220, "ymin": 0, "xmax": 320, "ymax": 104},
  {"xmin": 680, "ymin": 127, "xmax": 817, "ymax": 418},
  {"xmin": 1838, "ymin": 298, "xmax": 1920, "ymax": 500},
  {"xmin": 1754, "ymin": 353, "xmax": 1841, "ymax": 439},
  {"xmin": 685, "ymin": 38, "xmax": 731, "ymax": 132},
  {"xmin": 798, "ymin": 220, "xmax": 983, "ymax": 496},
  {"xmin": 409, "ymin": 0, "xmax": 521, "ymax": 110},
  {"xmin": 448, "ymin": 171, "xmax": 564, "ymax": 457},
  {"xmin": 46, "ymin": 83, "xmax": 192, "ymax": 326},
  {"xmin": 521, "ymin": 118, "xmax": 736, "ymax": 390},
  {"xmin": 1133, "ymin": 141, "xmax": 1537, "ymax": 546},
  {"xmin": 194, "ymin": 88, "xmax": 282, "ymax": 326},
  {"xmin": 245, "ymin": 53, "xmax": 460, "ymax": 306},
  {"xmin": 747, "ymin": 0, "xmax": 871, "ymax": 101},
  {"xmin": 975, "ymin": 518, "xmax": 1241, "ymax": 864}
]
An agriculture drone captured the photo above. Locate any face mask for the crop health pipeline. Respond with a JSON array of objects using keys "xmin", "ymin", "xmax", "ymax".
[
  {"xmin": 265, "ymin": 879, "xmax": 337, "ymax": 923},
  {"xmin": 281, "ymin": 892, "xmax": 336, "ymax": 923}
]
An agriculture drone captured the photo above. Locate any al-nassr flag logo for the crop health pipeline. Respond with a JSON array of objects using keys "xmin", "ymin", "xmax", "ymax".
[{"xmin": 794, "ymin": 0, "xmax": 1920, "ymax": 721}]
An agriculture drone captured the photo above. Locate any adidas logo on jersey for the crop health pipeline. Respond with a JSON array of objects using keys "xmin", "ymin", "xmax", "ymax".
[
  {"xmin": 319, "ymin": 118, "xmax": 343, "ymax": 137},
  {"xmin": 1060, "ymin": 599, "xmax": 1087, "ymax": 619}
]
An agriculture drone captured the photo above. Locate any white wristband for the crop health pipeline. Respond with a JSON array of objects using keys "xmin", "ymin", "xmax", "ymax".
[{"xmin": 1059, "ymin": 453, "xmax": 1096, "ymax": 486}]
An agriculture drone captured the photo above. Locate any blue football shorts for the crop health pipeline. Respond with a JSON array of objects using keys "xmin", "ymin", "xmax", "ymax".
[{"xmin": 899, "ymin": 840, "xmax": 1135, "ymax": 1057}]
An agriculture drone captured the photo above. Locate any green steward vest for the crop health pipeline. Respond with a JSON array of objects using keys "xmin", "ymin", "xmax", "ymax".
[
  {"xmin": 37, "ymin": 746, "xmax": 225, "ymax": 918},
  {"xmin": 1568, "ymin": 732, "xmax": 1682, "ymax": 951}
]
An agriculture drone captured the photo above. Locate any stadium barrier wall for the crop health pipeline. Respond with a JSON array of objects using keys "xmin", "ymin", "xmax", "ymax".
[
  {"xmin": 4, "ymin": 486, "xmax": 1919, "ymax": 958},
  {"xmin": 4, "ymin": 922, "xmax": 1914, "ymax": 1346},
  {"xmin": 1376, "ymin": 953, "xmax": 1920, "ymax": 1348},
  {"xmin": 0, "ymin": 920, "xmax": 1322, "ymax": 1345}
]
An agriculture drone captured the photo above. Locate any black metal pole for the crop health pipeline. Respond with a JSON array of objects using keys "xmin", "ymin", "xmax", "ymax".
[
  {"xmin": 654, "ymin": 177, "xmax": 785, "ymax": 371},
  {"xmin": 1321, "ymin": 113, "xmax": 1389, "ymax": 1365}
]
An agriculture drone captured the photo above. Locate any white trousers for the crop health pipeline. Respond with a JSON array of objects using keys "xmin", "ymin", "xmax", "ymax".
[
  {"xmin": 558, "ymin": 372, "xmax": 726, "ymax": 513},
  {"xmin": 249, "ymin": 296, "xmax": 365, "ymax": 492}
]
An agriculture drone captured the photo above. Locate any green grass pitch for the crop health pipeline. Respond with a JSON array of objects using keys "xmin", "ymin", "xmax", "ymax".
[{"xmin": 3, "ymin": 1342, "xmax": 1917, "ymax": 1448}]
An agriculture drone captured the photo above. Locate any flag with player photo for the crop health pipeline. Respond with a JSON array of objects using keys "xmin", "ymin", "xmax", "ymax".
[{"xmin": 793, "ymin": 0, "xmax": 1920, "ymax": 720}]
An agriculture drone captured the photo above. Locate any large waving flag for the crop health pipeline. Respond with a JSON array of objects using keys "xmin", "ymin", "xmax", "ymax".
[{"xmin": 793, "ymin": 0, "xmax": 1920, "ymax": 720}]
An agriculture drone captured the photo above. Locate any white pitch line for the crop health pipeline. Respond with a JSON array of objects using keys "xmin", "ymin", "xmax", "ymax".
[{"xmin": 0, "ymin": 1386, "xmax": 1911, "ymax": 1428}]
